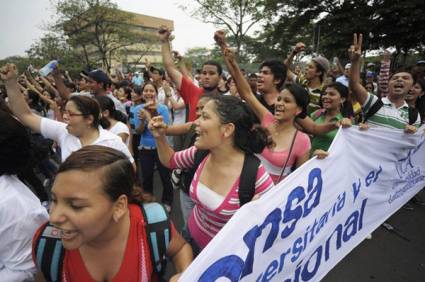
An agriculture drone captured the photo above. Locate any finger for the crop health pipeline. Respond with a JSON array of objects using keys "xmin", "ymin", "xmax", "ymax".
[{"xmin": 353, "ymin": 33, "xmax": 357, "ymax": 46}]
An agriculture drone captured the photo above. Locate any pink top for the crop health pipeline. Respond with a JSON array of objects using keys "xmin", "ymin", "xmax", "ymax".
[
  {"xmin": 169, "ymin": 146, "xmax": 274, "ymax": 249},
  {"xmin": 259, "ymin": 111, "xmax": 311, "ymax": 184}
]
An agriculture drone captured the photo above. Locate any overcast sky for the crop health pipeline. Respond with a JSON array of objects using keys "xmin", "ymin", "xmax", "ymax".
[{"xmin": 0, "ymin": 0, "xmax": 218, "ymax": 59}]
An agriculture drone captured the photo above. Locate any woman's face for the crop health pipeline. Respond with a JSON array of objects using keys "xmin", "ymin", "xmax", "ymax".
[
  {"xmin": 406, "ymin": 82, "xmax": 424, "ymax": 102},
  {"xmin": 131, "ymin": 90, "xmax": 142, "ymax": 103},
  {"xmin": 274, "ymin": 89, "xmax": 301, "ymax": 121},
  {"xmin": 195, "ymin": 98, "xmax": 209, "ymax": 118},
  {"xmin": 142, "ymin": 84, "xmax": 157, "ymax": 103},
  {"xmin": 49, "ymin": 170, "xmax": 117, "ymax": 250},
  {"xmin": 194, "ymin": 100, "xmax": 228, "ymax": 150},
  {"xmin": 365, "ymin": 83, "xmax": 374, "ymax": 93},
  {"xmin": 322, "ymin": 87, "xmax": 343, "ymax": 111},
  {"xmin": 62, "ymin": 101, "xmax": 92, "ymax": 137}
]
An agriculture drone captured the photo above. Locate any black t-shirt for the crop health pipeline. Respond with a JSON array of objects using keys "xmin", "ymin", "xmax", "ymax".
[{"xmin": 256, "ymin": 94, "xmax": 275, "ymax": 114}]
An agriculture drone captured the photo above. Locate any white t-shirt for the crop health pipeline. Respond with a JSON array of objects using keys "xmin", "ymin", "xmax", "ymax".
[
  {"xmin": 0, "ymin": 175, "xmax": 49, "ymax": 281},
  {"xmin": 107, "ymin": 93, "xmax": 127, "ymax": 116},
  {"xmin": 110, "ymin": 121, "xmax": 130, "ymax": 146},
  {"xmin": 158, "ymin": 87, "xmax": 186, "ymax": 125},
  {"xmin": 40, "ymin": 117, "xmax": 134, "ymax": 163}
]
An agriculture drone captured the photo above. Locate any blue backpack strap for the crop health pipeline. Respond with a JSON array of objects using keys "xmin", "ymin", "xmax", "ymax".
[
  {"xmin": 140, "ymin": 202, "xmax": 171, "ymax": 277},
  {"xmin": 34, "ymin": 223, "xmax": 64, "ymax": 282}
]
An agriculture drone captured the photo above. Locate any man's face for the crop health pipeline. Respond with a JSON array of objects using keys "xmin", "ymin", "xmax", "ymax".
[
  {"xmin": 88, "ymin": 79, "xmax": 102, "ymax": 94},
  {"xmin": 304, "ymin": 62, "xmax": 321, "ymax": 81},
  {"xmin": 388, "ymin": 72, "xmax": 414, "ymax": 98},
  {"xmin": 200, "ymin": 64, "xmax": 220, "ymax": 89},
  {"xmin": 344, "ymin": 67, "xmax": 351, "ymax": 77},
  {"xmin": 151, "ymin": 70, "xmax": 162, "ymax": 83},
  {"xmin": 257, "ymin": 66, "xmax": 279, "ymax": 93},
  {"xmin": 248, "ymin": 77, "xmax": 257, "ymax": 90}
]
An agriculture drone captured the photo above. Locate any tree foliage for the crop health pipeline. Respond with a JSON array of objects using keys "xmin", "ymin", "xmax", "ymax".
[
  {"xmin": 52, "ymin": 0, "xmax": 143, "ymax": 71},
  {"xmin": 250, "ymin": 0, "xmax": 425, "ymax": 64},
  {"xmin": 180, "ymin": 0, "xmax": 268, "ymax": 57}
]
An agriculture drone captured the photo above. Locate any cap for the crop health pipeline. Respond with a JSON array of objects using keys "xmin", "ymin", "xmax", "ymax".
[
  {"xmin": 344, "ymin": 63, "xmax": 351, "ymax": 69},
  {"xmin": 88, "ymin": 69, "xmax": 110, "ymax": 85},
  {"xmin": 312, "ymin": 56, "xmax": 330, "ymax": 73},
  {"xmin": 367, "ymin": 62, "xmax": 375, "ymax": 67},
  {"xmin": 416, "ymin": 60, "xmax": 425, "ymax": 65}
]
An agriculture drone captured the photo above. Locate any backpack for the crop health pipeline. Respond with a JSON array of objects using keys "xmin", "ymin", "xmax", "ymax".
[
  {"xmin": 34, "ymin": 202, "xmax": 170, "ymax": 282},
  {"xmin": 362, "ymin": 99, "xmax": 419, "ymax": 125},
  {"xmin": 188, "ymin": 150, "xmax": 261, "ymax": 207}
]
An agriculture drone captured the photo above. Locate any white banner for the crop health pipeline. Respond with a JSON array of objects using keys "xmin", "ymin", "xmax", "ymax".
[{"xmin": 180, "ymin": 126, "xmax": 425, "ymax": 282}]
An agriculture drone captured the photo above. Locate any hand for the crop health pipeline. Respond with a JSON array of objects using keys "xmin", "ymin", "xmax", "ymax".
[
  {"xmin": 148, "ymin": 116, "xmax": 168, "ymax": 138},
  {"xmin": 214, "ymin": 30, "xmax": 227, "ymax": 48},
  {"xmin": 358, "ymin": 122, "xmax": 369, "ymax": 131},
  {"xmin": 144, "ymin": 57, "xmax": 150, "ymax": 67},
  {"xmin": 293, "ymin": 42, "xmax": 306, "ymax": 54},
  {"xmin": 404, "ymin": 124, "xmax": 417, "ymax": 134},
  {"xmin": 348, "ymin": 33, "xmax": 363, "ymax": 62},
  {"xmin": 169, "ymin": 273, "xmax": 181, "ymax": 282},
  {"xmin": 336, "ymin": 118, "xmax": 352, "ymax": 128},
  {"xmin": 163, "ymin": 80, "xmax": 172, "ymax": 97},
  {"xmin": 158, "ymin": 26, "xmax": 172, "ymax": 43},
  {"xmin": 172, "ymin": 51, "xmax": 183, "ymax": 62},
  {"xmin": 223, "ymin": 46, "xmax": 235, "ymax": 61},
  {"xmin": 0, "ymin": 63, "xmax": 19, "ymax": 82},
  {"xmin": 313, "ymin": 149, "xmax": 329, "ymax": 160},
  {"xmin": 138, "ymin": 108, "xmax": 152, "ymax": 122}
]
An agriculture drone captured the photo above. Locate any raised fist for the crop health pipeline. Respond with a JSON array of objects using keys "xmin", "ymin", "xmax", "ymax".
[
  {"xmin": 0, "ymin": 63, "xmax": 18, "ymax": 81},
  {"xmin": 158, "ymin": 26, "xmax": 172, "ymax": 43},
  {"xmin": 214, "ymin": 30, "xmax": 227, "ymax": 48},
  {"xmin": 293, "ymin": 42, "xmax": 306, "ymax": 54}
]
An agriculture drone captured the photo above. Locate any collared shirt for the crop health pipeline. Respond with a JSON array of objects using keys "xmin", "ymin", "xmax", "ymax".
[
  {"xmin": 362, "ymin": 92, "xmax": 421, "ymax": 129},
  {"xmin": 40, "ymin": 118, "xmax": 134, "ymax": 162},
  {"xmin": 0, "ymin": 175, "xmax": 48, "ymax": 281}
]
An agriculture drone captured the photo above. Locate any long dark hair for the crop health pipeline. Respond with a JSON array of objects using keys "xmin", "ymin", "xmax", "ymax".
[
  {"xmin": 211, "ymin": 95, "xmax": 270, "ymax": 154},
  {"xmin": 57, "ymin": 145, "xmax": 143, "ymax": 204},
  {"xmin": 95, "ymin": 96, "xmax": 127, "ymax": 129},
  {"xmin": 285, "ymin": 83, "xmax": 309, "ymax": 119},
  {"xmin": 0, "ymin": 110, "xmax": 31, "ymax": 176}
]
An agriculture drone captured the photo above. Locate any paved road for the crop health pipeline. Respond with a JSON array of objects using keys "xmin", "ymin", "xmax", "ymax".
[{"xmin": 153, "ymin": 173, "xmax": 425, "ymax": 281}]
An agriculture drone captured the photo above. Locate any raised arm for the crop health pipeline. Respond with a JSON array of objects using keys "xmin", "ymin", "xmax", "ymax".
[
  {"xmin": 159, "ymin": 26, "xmax": 183, "ymax": 90},
  {"xmin": 349, "ymin": 33, "xmax": 369, "ymax": 105},
  {"xmin": 214, "ymin": 30, "xmax": 268, "ymax": 121},
  {"xmin": 0, "ymin": 64, "xmax": 41, "ymax": 132},
  {"xmin": 51, "ymin": 69, "xmax": 71, "ymax": 100},
  {"xmin": 378, "ymin": 50, "xmax": 391, "ymax": 97},
  {"xmin": 173, "ymin": 51, "xmax": 193, "ymax": 80},
  {"xmin": 148, "ymin": 116, "xmax": 175, "ymax": 168},
  {"xmin": 284, "ymin": 42, "xmax": 305, "ymax": 81},
  {"xmin": 40, "ymin": 74, "xmax": 60, "ymax": 100}
]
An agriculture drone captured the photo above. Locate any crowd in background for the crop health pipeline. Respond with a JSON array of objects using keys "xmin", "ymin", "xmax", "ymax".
[{"xmin": 0, "ymin": 27, "xmax": 424, "ymax": 281}]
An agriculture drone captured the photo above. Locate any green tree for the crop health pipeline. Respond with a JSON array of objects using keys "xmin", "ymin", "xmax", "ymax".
[
  {"xmin": 180, "ymin": 0, "xmax": 267, "ymax": 57},
  {"xmin": 53, "ymin": 0, "xmax": 142, "ymax": 71},
  {"xmin": 25, "ymin": 33, "xmax": 85, "ymax": 77},
  {"xmin": 255, "ymin": 0, "xmax": 425, "ymax": 64}
]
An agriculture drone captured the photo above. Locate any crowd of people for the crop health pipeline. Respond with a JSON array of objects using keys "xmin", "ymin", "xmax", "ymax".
[{"xmin": 0, "ymin": 25, "xmax": 424, "ymax": 281}]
